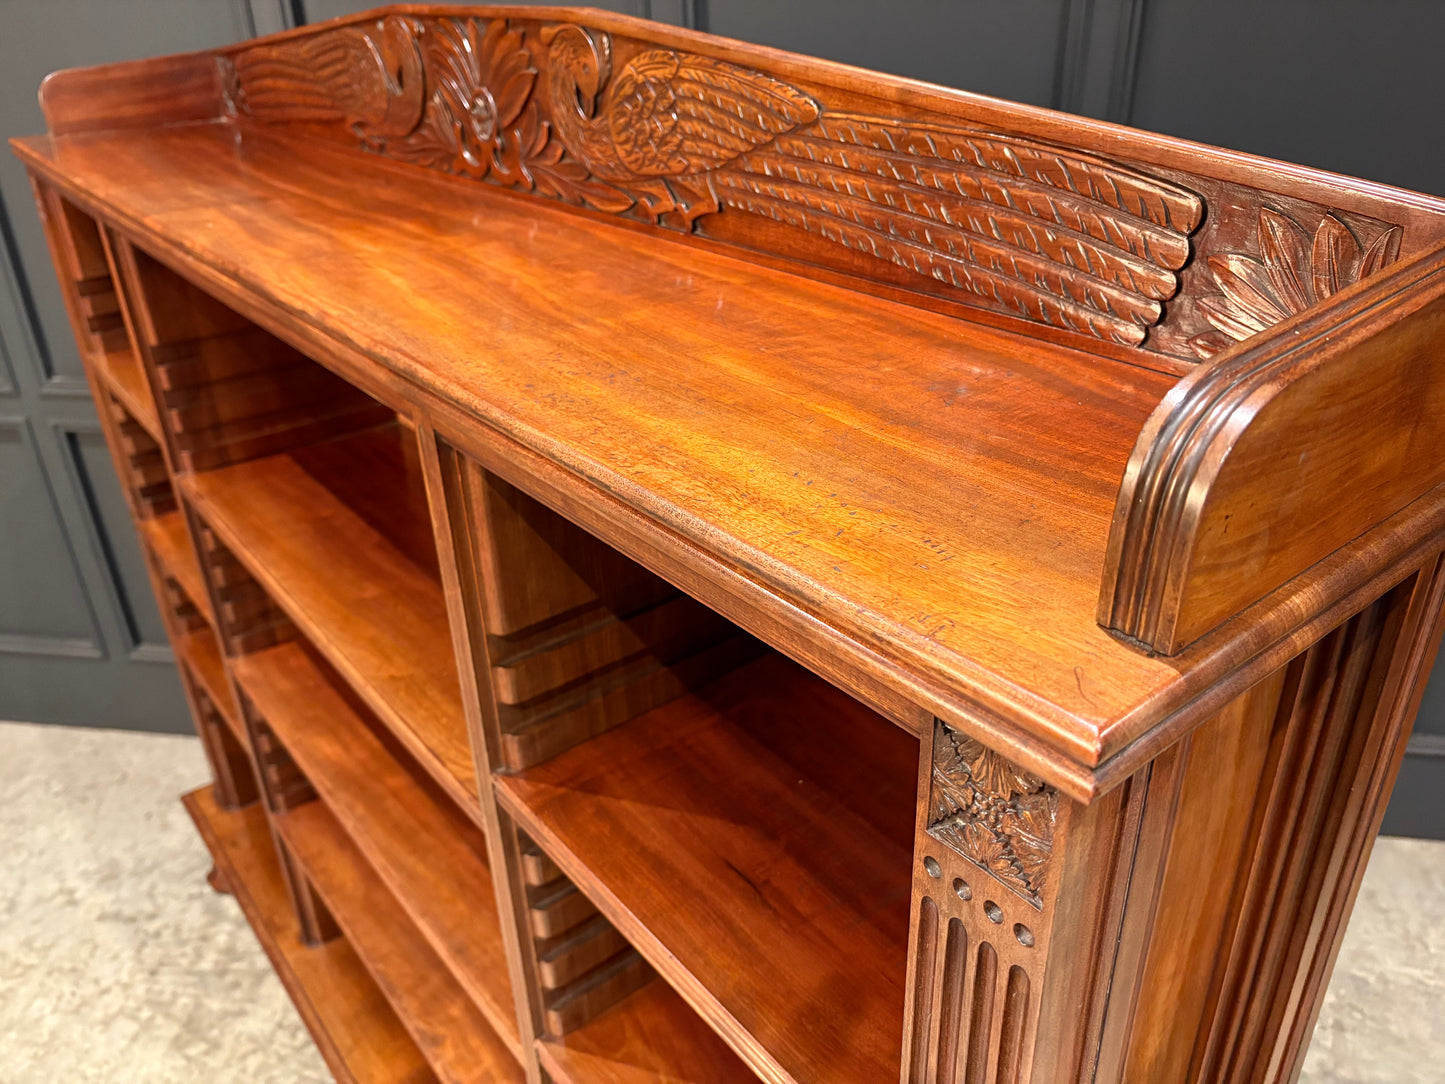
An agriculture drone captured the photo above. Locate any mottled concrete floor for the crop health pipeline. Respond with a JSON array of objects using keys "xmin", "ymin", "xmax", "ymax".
[{"xmin": 0, "ymin": 720, "xmax": 1441, "ymax": 1083}]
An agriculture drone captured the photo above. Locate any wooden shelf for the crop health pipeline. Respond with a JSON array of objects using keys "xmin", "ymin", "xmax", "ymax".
[
  {"xmin": 175, "ymin": 625, "xmax": 242, "ymax": 745},
  {"xmin": 276, "ymin": 799, "xmax": 523, "ymax": 1084},
  {"xmin": 538, "ymin": 980, "xmax": 755, "ymax": 1084},
  {"xmin": 496, "ymin": 652, "xmax": 916, "ymax": 1084},
  {"xmin": 139, "ymin": 509, "xmax": 212, "ymax": 626},
  {"xmin": 230, "ymin": 639, "xmax": 519, "ymax": 1054},
  {"xmin": 181, "ymin": 423, "xmax": 476, "ymax": 810},
  {"xmin": 182, "ymin": 784, "xmax": 433, "ymax": 1084},
  {"xmin": 100, "ymin": 344, "xmax": 162, "ymax": 442}
]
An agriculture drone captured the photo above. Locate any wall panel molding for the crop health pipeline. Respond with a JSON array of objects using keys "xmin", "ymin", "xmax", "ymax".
[
  {"xmin": 640, "ymin": 0, "xmax": 697, "ymax": 26},
  {"xmin": 40, "ymin": 375, "xmax": 93, "ymax": 398},
  {"xmin": 0, "ymin": 329, "xmax": 15, "ymax": 397},
  {"xmin": 53, "ymin": 420, "xmax": 171, "ymax": 659},
  {"xmin": 130, "ymin": 643, "xmax": 177, "ymax": 664},
  {"xmin": 0, "ymin": 633, "xmax": 105, "ymax": 659},
  {"xmin": 246, "ymin": 0, "xmax": 299, "ymax": 37},
  {"xmin": 0, "ymin": 0, "xmax": 261, "ymax": 733},
  {"xmin": 1052, "ymin": 0, "xmax": 1148, "ymax": 121},
  {"xmin": 0, "ymin": 414, "xmax": 105, "ymax": 660},
  {"xmin": 0, "ymin": 192, "xmax": 61, "ymax": 390},
  {"xmin": 1408, "ymin": 733, "xmax": 1445, "ymax": 759}
]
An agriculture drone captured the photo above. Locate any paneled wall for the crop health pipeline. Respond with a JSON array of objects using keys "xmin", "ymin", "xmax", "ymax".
[{"xmin": 0, "ymin": 1, "xmax": 262, "ymax": 730}]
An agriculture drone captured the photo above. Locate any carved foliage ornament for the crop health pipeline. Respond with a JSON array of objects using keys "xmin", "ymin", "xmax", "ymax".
[
  {"xmin": 1189, "ymin": 207, "xmax": 1403, "ymax": 358},
  {"xmin": 927, "ymin": 721, "xmax": 1058, "ymax": 909},
  {"xmin": 227, "ymin": 16, "xmax": 1206, "ymax": 348}
]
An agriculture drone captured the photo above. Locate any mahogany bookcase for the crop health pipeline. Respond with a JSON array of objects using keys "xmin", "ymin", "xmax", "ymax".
[{"xmin": 14, "ymin": 7, "xmax": 1445, "ymax": 1083}]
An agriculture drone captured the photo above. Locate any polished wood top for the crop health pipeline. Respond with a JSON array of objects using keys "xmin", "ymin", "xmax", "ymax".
[
  {"xmin": 17, "ymin": 5, "xmax": 1445, "ymax": 798},
  {"xmin": 15, "ymin": 123, "xmax": 1189, "ymax": 781}
]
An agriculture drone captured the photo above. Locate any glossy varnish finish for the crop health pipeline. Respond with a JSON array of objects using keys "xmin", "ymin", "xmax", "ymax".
[{"xmin": 16, "ymin": 7, "xmax": 1445, "ymax": 1083}]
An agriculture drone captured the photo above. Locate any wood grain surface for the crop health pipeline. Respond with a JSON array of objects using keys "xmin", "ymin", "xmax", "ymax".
[
  {"xmin": 230, "ymin": 641, "xmax": 520, "ymax": 1053},
  {"xmin": 183, "ymin": 785, "xmax": 435, "ymax": 1083},
  {"xmin": 22, "ymin": 10, "xmax": 1445, "ymax": 1084},
  {"xmin": 277, "ymin": 799, "xmax": 524, "ymax": 1083},
  {"xmin": 497, "ymin": 651, "xmax": 915, "ymax": 1084}
]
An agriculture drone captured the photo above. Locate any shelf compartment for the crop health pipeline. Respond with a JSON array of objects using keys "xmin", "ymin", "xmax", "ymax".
[
  {"xmin": 538, "ymin": 980, "xmax": 756, "ymax": 1084},
  {"xmin": 182, "ymin": 422, "xmax": 476, "ymax": 810},
  {"xmin": 229, "ymin": 639, "xmax": 519, "ymax": 1054},
  {"xmin": 496, "ymin": 651, "xmax": 918, "ymax": 1084},
  {"xmin": 457, "ymin": 466, "xmax": 759, "ymax": 773},
  {"xmin": 44, "ymin": 193, "xmax": 129, "ymax": 355},
  {"xmin": 115, "ymin": 242, "xmax": 393, "ymax": 475},
  {"xmin": 138, "ymin": 510, "xmax": 212, "ymax": 626},
  {"xmin": 43, "ymin": 194, "xmax": 164, "ymax": 442},
  {"xmin": 498, "ymin": 633, "xmax": 764, "ymax": 772},
  {"xmin": 182, "ymin": 784, "xmax": 434, "ymax": 1084},
  {"xmin": 102, "ymin": 344, "xmax": 163, "ymax": 443},
  {"xmin": 276, "ymin": 798, "xmax": 523, "ymax": 1084},
  {"xmin": 102, "ymin": 394, "xmax": 174, "ymax": 520},
  {"xmin": 491, "ymin": 593, "xmax": 733, "ymax": 707},
  {"xmin": 174, "ymin": 625, "xmax": 241, "ymax": 745}
]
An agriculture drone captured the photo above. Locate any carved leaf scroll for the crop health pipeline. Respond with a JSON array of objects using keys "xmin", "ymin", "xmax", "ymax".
[
  {"xmin": 1190, "ymin": 208, "xmax": 1404, "ymax": 358},
  {"xmin": 228, "ymin": 16, "xmax": 1207, "ymax": 348},
  {"xmin": 927, "ymin": 720, "xmax": 1058, "ymax": 908}
]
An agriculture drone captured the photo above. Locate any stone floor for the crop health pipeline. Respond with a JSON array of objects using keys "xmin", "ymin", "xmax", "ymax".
[{"xmin": 0, "ymin": 720, "xmax": 1440, "ymax": 1083}]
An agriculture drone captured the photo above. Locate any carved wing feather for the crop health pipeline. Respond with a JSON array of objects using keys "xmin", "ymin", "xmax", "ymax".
[
  {"xmin": 956, "ymin": 130, "xmax": 1204, "ymax": 238},
  {"xmin": 608, "ymin": 50, "xmax": 820, "ymax": 176},
  {"xmin": 233, "ymin": 32, "xmax": 377, "ymax": 122},
  {"xmin": 715, "ymin": 169, "xmax": 1157, "ymax": 343},
  {"xmin": 777, "ymin": 128, "xmax": 1185, "ymax": 283},
  {"xmin": 232, "ymin": 17, "xmax": 424, "ymax": 138},
  {"xmin": 746, "ymin": 130, "xmax": 1182, "ymax": 301},
  {"xmin": 716, "ymin": 113, "xmax": 1204, "ymax": 345}
]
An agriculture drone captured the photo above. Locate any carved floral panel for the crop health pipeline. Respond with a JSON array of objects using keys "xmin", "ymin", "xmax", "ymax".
[
  {"xmin": 927, "ymin": 720, "xmax": 1058, "ymax": 909},
  {"xmin": 1186, "ymin": 207, "xmax": 1403, "ymax": 358}
]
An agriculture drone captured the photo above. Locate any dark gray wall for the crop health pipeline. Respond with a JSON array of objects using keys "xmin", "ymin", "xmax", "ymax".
[
  {"xmin": 3, "ymin": 0, "xmax": 1441, "ymax": 835},
  {"xmin": 0, "ymin": 1, "xmax": 262, "ymax": 732}
]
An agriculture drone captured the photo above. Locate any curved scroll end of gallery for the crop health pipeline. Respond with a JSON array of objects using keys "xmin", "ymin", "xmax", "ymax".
[{"xmin": 1097, "ymin": 244, "xmax": 1445, "ymax": 657}]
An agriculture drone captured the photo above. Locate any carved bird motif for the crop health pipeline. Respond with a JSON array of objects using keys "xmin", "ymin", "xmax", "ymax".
[
  {"xmin": 232, "ymin": 14, "xmax": 426, "ymax": 142},
  {"xmin": 542, "ymin": 25, "xmax": 1205, "ymax": 346},
  {"xmin": 541, "ymin": 25, "xmax": 820, "ymax": 216}
]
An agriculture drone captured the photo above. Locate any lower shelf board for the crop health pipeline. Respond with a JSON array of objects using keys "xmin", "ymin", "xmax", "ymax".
[
  {"xmin": 538, "ymin": 980, "xmax": 755, "ymax": 1084},
  {"xmin": 276, "ymin": 799, "xmax": 524, "ymax": 1084},
  {"xmin": 181, "ymin": 425, "xmax": 478, "ymax": 813},
  {"xmin": 139, "ymin": 509, "xmax": 213, "ymax": 627},
  {"xmin": 181, "ymin": 784, "xmax": 435, "ymax": 1084},
  {"xmin": 102, "ymin": 344, "xmax": 162, "ymax": 442},
  {"xmin": 231, "ymin": 640, "xmax": 520, "ymax": 1053},
  {"xmin": 496, "ymin": 652, "xmax": 914, "ymax": 1084},
  {"xmin": 174, "ymin": 625, "xmax": 243, "ymax": 744}
]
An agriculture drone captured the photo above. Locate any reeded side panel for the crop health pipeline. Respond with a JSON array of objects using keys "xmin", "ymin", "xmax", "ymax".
[
  {"xmin": 906, "ymin": 841, "xmax": 1043, "ymax": 1084},
  {"xmin": 903, "ymin": 720, "xmax": 1149, "ymax": 1084},
  {"xmin": 1123, "ymin": 558, "xmax": 1445, "ymax": 1084},
  {"xmin": 908, "ymin": 557, "xmax": 1445, "ymax": 1084}
]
